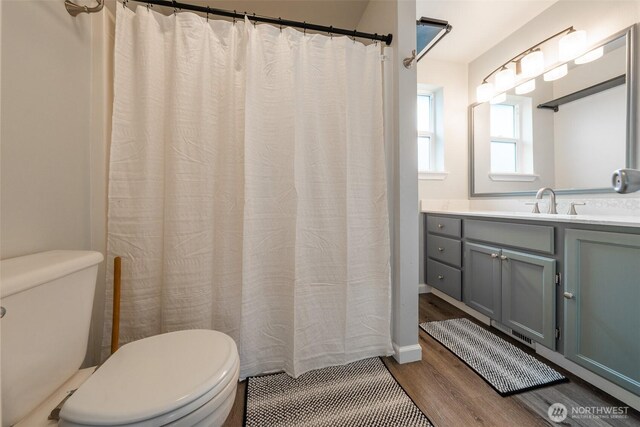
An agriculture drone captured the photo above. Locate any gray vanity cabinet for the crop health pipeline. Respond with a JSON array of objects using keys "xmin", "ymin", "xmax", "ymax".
[
  {"xmin": 464, "ymin": 242, "xmax": 501, "ymax": 320},
  {"xmin": 425, "ymin": 212, "xmax": 640, "ymax": 393},
  {"xmin": 464, "ymin": 242, "xmax": 556, "ymax": 348},
  {"xmin": 500, "ymin": 250, "xmax": 556, "ymax": 349},
  {"xmin": 462, "ymin": 218, "xmax": 557, "ymax": 348},
  {"xmin": 564, "ymin": 229, "xmax": 640, "ymax": 395},
  {"xmin": 426, "ymin": 216, "xmax": 463, "ymax": 300}
]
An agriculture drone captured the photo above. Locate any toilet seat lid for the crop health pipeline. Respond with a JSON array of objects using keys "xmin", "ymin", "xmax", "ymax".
[{"xmin": 60, "ymin": 330, "xmax": 238, "ymax": 425}]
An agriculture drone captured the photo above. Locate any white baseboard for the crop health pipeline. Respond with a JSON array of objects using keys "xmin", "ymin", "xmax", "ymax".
[
  {"xmin": 392, "ymin": 342, "xmax": 422, "ymax": 364},
  {"xmin": 536, "ymin": 345, "xmax": 640, "ymax": 411},
  {"xmin": 418, "ymin": 283, "xmax": 430, "ymax": 294}
]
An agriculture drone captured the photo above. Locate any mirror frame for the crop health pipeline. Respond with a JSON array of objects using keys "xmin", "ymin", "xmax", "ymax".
[{"xmin": 469, "ymin": 24, "xmax": 637, "ymax": 198}]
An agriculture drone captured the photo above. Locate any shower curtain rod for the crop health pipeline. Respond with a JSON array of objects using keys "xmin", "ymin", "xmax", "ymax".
[{"xmin": 127, "ymin": 0, "xmax": 393, "ymax": 45}]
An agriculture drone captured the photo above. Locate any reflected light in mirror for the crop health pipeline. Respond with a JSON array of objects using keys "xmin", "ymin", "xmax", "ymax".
[
  {"xmin": 543, "ymin": 64, "xmax": 568, "ymax": 81},
  {"xmin": 559, "ymin": 29, "xmax": 587, "ymax": 61},
  {"xmin": 477, "ymin": 82, "xmax": 494, "ymax": 103},
  {"xmin": 521, "ymin": 50, "xmax": 545, "ymax": 77},
  {"xmin": 515, "ymin": 79, "xmax": 536, "ymax": 94},
  {"xmin": 495, "ymin": 67, "xmax": 516, "ymax": 91},
  {"xmin": 575, "ymin": 46, "xmax": 604, "ymax": 64},
  {"xmin": 490, "ymin": 93, "xmax": 507, "ymax": 104}
]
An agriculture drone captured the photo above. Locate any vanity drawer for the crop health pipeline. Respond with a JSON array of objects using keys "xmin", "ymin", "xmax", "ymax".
[
  {"xmin": 426, "ymin": 215, "xmax": 462, "ymax": 238},
  {"xmin": 427, "ymin": 235, "xmax": 461, "ymax": 267},
  {"xmin": 426, "ymin": 259, "xmax": 462, "ymax": 301},
  {"xmin": 465, "ymin": 219, "xmax": 554, "ymax": 254}
]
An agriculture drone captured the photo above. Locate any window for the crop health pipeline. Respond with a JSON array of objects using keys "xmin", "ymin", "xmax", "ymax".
[
  {"xmin": 417, "ymin": 93, "xmax": 435, "ymax": 172},
  {"xmin": 417, "ymin": 85, "xmax": 446, "ymax": 179},
  {"xmin": 489, "ymin": 96, "xmax": 534, "ymax": 176}
]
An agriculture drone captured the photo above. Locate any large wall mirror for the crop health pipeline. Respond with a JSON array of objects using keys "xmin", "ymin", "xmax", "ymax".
[{"xmin": 470, "ymin": 25, "xmax": 636, "ymax": 197}]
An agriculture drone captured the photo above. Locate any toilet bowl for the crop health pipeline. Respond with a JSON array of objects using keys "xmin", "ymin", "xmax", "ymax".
[
  {"xmin": 59, "ymin": 330, "xmax": 240, "ymax": 427},
  {"xmin": 1, "ymin": 251, "xmax": 239, "ymax": 427}
]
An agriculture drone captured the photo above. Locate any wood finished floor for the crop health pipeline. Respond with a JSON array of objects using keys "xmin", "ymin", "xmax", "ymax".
[{"xmin": 223, "ymin": 293, "xmax": 640, "ymax": 426}]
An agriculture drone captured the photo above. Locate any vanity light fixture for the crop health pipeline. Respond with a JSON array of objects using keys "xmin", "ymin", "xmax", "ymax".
[
  {"xmin": 515, "ymin": 79, "xmax": 536, "ymax": 95},
  {"xmin": 543, "ymin": 64, "xmax": 568, "ymax": 81},
  {"xmin": 476, "ymin": 81, "xmax": 495, "ymax": 103},
  {"xmin": 475, "ymin": 26, "xmax": 587, "ymax": 102},
  {"xmin": 559, "ymin": 29, "xmax": 587, "ymax": 61},
  {"xmin": 495, "ymin": 67, "xmax": 516, "ymax": 92},
  {"xmin": 490, "ymin": 93, "xmax": 507, "ymax": 104},
  {"xmin": 575, "ymin": 46, "xmax": 604, "ymax": 64},
  {"xmin": 521, "ymin": 50, "xmax": 545, "ymax": 77}
]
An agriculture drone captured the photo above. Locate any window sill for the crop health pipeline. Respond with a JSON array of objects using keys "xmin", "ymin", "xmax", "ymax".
[
  {"xmin": 489, "ymin": 172, "xmax": 539, "ymax": 182},
  {"xmin": 419, "ymin": 171, "xmax": 449, "ymax": 181}
]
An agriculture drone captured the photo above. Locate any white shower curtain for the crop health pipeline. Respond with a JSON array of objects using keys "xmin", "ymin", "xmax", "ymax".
[{"xmin": 103, "ymin": 5, "xmax": 391, "ymax": 378}]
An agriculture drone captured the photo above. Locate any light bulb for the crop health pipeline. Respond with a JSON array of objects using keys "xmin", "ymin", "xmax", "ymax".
[
  {"xmin": 559, "ymin": 29, "xmax": 587, "ymax": 61},
  {"xmin": 515, "ymin": 79, "xmax": 536, "ymax": 95},
  {"xmin": 521, "ymin": 50, "xmax": 545, "ymax": 78},
  {"xmin": 575, "ymin": 46, "xmax": 604, "ymax": 64},
  {"xmin": 543, "ymin": 64, "xmax": 568, "ymax": 81},
  {"xmin": 476, "ymin": 82, "xmax": 494, "ymax": 103},
  {"xmin": 495, "ymin": 67, "xmax": 516, "ymax": 92},
  {"xmin": 490, "ymin": 93, "xmax": 507, "ymax": 104}
]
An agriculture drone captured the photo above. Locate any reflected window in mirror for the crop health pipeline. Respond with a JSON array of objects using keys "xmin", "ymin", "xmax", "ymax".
[
  {"xmin": 489, "ymin": 96, "xmax": 534, "ymax": 175},
  {"xmin": 490, "ymin": 103, "xmax": 517, "ymax": 173},
  {"xmin": 418, "ymin": 84, "xmax": 445, "ymax": 176}
]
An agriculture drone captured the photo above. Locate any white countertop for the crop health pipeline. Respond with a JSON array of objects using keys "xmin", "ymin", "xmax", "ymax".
[{"xmin": 422, "ymin": 209, "xmax": 640, "ymax": 228}]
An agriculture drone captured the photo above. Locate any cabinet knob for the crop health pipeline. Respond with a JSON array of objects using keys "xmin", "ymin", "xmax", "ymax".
[
  {"xmin": 500, "ymin": 255, "xmax": 508, "ymax": 261},
  {"xmin": 491, "ymin": 253, "xmax": 499, "ymax": 258},
  {"xmin": 438, "ymin": 247, "xmax": 445, "ymax": 252},
  {"xmin": 563, "ymin": 292, "xmax": 575, "ymax": 300},
  {"xmin": 437, "ymin": 224, "xmax": 444, "ymax": 229},
  {"xmin": 438, "ymin": 275, "xmax": 444, "ymax": 280}
]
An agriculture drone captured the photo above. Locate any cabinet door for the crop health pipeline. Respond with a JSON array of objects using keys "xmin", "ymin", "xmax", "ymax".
[
  {"xmin": 565, "ymin": 229, "xmax": 640, "ymax": 395},
  {"xmin": 501, "ymin": 250, "xmax": 556, "ymax": 349},
  {"xmin": 464, "ymin": 242, "xmax": 501, "ymax": 320}
]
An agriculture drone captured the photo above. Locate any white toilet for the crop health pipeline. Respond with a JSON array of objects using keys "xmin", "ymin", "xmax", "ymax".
[{"xmin": 1, "ymin": 251, "xmax": 240, "ymax": 427}]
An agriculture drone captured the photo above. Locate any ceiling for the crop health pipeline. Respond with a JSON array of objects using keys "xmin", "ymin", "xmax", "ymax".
[
  {"xmin": 416, "ymin": 0, "xmax": 557, "ymax": 64},
  {"xmin": 106, "ymin": 0, "xmax": 370, "ymax": 30}
]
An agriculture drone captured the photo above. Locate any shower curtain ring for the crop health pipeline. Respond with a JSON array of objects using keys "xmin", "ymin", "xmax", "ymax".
[
  {"xmin": 233, "ymin": 10, "xmax": 236, "ymax": 25},
  {"xmin": 303, "ymin": 21, "xmax": 306, "ymax": 36},
  {"xmin": 122, "ymin": 0, "xmax": 127, "ymax": 9},
  {"xmin": 279, "ymin": 17, "xmax": 282, "ymax": 32},
  {"xmin": 329, "ymin": 25, "xmax": 333, "ymax": 39},
  {"xmin": 253, "ymin": 12, "xmax": 256, "ymax": 27},
  {"xmin": 206, "ymin": 6, "xmax": 209, "ymax": 22},
  {"xmin": 353, "ymin": 29, "xmax": 357, "ymax": 43}
]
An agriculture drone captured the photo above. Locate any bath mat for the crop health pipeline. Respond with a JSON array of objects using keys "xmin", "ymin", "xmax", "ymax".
[
  {"xmin": 420, "ymin": 318, "xmax": 567, "ymax": 396},
  {"xmin": 244, "ymin": 357, "xmax": 432, "ymax": 427}
]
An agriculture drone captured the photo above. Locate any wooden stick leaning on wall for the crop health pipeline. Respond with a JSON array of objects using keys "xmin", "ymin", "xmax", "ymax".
[{"xmin": 111, "ymin": 256, "xmax": 122, "ymax": 354}]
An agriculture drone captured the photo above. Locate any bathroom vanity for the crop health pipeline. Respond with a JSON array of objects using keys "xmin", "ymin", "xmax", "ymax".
[{"xmin": 423, "ymin": 210, "xmax": 640, "ymax": 395}]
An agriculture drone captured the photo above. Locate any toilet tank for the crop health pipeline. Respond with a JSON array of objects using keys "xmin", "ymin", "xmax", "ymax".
[{"xmin": 1, "ymin": 250, "xmax": 104, "ymax": 426}]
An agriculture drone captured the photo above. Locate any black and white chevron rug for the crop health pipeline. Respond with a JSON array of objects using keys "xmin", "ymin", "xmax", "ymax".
[
  {"xmin": 244, "ymin": 357, "xmax": 432, "ymax": 427},
  {"xmin": 420, "ymin": 318, "xmax": 567, "ymax": 396}
]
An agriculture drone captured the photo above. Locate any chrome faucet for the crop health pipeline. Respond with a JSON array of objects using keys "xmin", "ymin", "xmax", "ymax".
[{"xmin": 535, "ymin": 187, "xmax": 557, "ymax": 214}]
